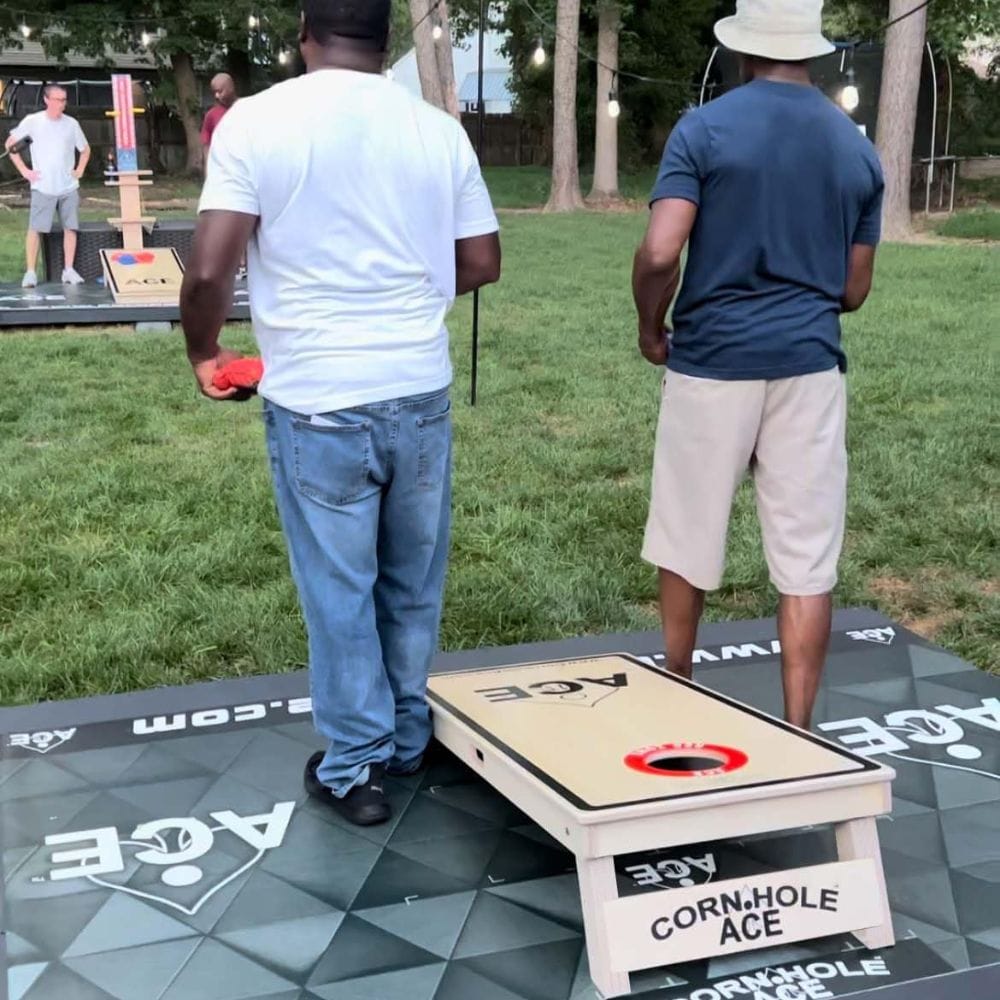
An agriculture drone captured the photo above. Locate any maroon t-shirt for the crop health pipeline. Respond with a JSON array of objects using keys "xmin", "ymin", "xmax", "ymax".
[{"xmin": 200, "ymin": 104, "xmax": 229, "ymax": 149}]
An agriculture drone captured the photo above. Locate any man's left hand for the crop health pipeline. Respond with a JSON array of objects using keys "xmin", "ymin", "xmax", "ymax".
[
  {"xmin": 639, "ymin": 327, "xmax": 670, "ymax": 366},
  {"xmin": 72, "ymin": 168, "xmax": 85, "ymax": 180},
  {"xmin": 191, "ymin": 348, "xmax": 244, "ymax": 401}
]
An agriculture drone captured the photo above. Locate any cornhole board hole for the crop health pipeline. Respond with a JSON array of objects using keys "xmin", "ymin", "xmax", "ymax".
[
  {"xmin": 428, "ymin": 653, "xmax": 897, "ymax": 998},
  {"xmin": 99, "ymin": 247, "xmax": 184, "ymax": 306}
]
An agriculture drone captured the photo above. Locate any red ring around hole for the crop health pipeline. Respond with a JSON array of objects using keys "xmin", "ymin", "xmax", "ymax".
[{"xmin": 624, "ymin": 742, "xmax": 749, "ymax": 777}]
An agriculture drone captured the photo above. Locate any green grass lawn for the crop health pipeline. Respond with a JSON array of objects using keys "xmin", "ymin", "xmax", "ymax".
[
  {"xmin": 0, "ymin": 168, "xmax": 657, "ymax": 280},
  {"xmin": 935, "ymin": 208, "xmax": 1000, "ymax": 241},
  {"xmin": 483, "ymin": 166, "xmax": 658, "ymax": 208},
  {"xmin": 0, "ymin": 199, "xmax": 997, "ymax": 706}
]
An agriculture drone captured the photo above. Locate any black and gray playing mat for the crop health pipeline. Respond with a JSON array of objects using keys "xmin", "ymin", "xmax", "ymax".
[{"xmin": 2, "ymin": 608, "xmax": 998, "ymax": 999}]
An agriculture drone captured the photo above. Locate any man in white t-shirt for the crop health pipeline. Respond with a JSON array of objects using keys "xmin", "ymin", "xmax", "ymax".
[
  {"xmin": 5, "ymin": 85, "xmax": 91, "ymax": 287},
  {"xmin": 180, "ymin": 0, "xmax": 500, "ymax": 827}
]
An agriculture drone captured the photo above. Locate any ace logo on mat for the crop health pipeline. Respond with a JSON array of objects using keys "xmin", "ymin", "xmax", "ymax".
[
  {"xmin": 7, "ymin": 729, "xmax": 77, "ymax": 754},
  {"xmin": 39, "ymin": 802, "xmax": 294, "ymax": 916}
]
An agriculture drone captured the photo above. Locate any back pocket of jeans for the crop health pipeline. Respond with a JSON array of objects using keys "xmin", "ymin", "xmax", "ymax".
[
  {"xmin": 416, "ymin": 402, "xmax": 451, "ymax": 489},
  {"xmin": 292, "ymin": 419, "xmax": 372, "ymax": 508}
]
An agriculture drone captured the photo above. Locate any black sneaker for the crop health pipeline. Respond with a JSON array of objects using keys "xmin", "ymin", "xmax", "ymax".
[
  {"xmin": 304, "ymin": 751, "xmax": 391, "ymax": 827},
  {"xmin": 386, "ymin": 738, "xmax": 451, "ymax": 777}
]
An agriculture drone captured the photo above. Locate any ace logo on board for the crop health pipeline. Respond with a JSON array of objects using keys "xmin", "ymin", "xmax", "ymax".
[
  {"xmin": 38, "ymin": 801, "xmax": 294, "ymax": 916},
  {"xmin": 475, "ymin": 671, "xmax": 629, "ymax": 708}
]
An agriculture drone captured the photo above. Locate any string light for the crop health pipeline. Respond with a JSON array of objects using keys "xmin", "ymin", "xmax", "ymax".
[
  {"xmin": 248, "ymin": 14, "xmax": 259, "ymax": 30},
  {"xmin": 607, "ymin": 95, "xmax": 620, "ymax": 118},
  {"xmin": 19, "ymin": 23, "xmax": 32, "ymax": 38},
  {"xmin": 140, "ymin": 30, "xmax": 151, "ymax": 48},
  {"xmin": 840, "ymin": 45, "xmax": 861, "ymax": 114},
  {"xmin": 532, "ymin": 38, "xmax": 546, "ymax": 66},
  {"xmin": 385, "ymin": 68, "xmax": 395, "ymax": 80},
  {"xmin": 432, "ymin": 21, "xmax": 443, "ymax": 41},
  {"xmin": 278, "ymin": 50, "xmax": 289, "ymax": 65},
  {"xmin": 840, "ymin": 82, "xmax": 860, "ymax": 112}
]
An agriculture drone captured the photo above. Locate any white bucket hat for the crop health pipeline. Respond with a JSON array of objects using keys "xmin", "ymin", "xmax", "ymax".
[{"xmin": 714, "ymin": 0, "xmax": 835, "ymax": 62}]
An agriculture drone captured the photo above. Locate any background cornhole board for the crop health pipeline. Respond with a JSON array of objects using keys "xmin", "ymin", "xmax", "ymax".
[
  {"xmin": 99, "ymin": 247, "xmax": 184, "ymax": 306},
  {"xmin": 428, "ymin": 654, "xmax": 897, "ymax": 998}
]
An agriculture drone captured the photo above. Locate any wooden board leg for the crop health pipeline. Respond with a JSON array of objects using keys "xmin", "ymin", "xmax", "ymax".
[
  {"xmin": 835, "ymin": 817, "xmax": 895, "ymax": 950},
  {"xmin": 576, "ymin": 855, "xmax": 631, "ymax": 998}
]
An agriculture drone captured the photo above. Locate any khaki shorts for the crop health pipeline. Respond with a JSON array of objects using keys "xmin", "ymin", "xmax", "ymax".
[{"xmin": 642, "ymin": 367, "xmax": 847, "ymax": 595}]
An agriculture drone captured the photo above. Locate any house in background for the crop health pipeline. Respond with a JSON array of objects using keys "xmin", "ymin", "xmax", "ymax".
[
  {"xmin": 457, "ymin": 68, "xmax": 514, "ymax": 115},
  {"xmin": 391, "ymin": 31, "xmax": 514, "ymax": 115}
]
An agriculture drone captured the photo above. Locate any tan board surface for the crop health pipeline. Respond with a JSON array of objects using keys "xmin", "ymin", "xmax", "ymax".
[
  {"xmin": 428, "ymin": 655, "xmax": 877, "ymax": 811},
  {"xmin": 100, "ymin": 248, "xmax": 183, "ymax": 305}
]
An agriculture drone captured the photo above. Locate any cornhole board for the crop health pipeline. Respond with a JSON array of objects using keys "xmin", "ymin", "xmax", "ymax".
[
  {"xmin": 428, "ymin": 653, "xmax": 897, "ymax": 998},
  {"xmin": 99, "ymin": 247, "xmax": 184, "ymax": 306}
]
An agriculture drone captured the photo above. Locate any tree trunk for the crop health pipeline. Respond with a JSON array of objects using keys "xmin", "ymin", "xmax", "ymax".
[
  {"xmin": 587, "ymin": 3, "xmax": 620, "ymax": 204},
  {"xmin": 433, "ymin": 0, "xmax": 460, "ymax": 119},
  {"xmin": 875, "ymin": 0, "xmax": 928, "ymax": 240},
  {"xmin": 409, "ymin": 0, "xmax": 444, "ymax": 111},
  {"xmin": 546, "ymin": 0, "xmax": 585, "ymax": 211},
  {"xmin": 171, "ymin": 51, "xmax": 204, "ymax": 175}
]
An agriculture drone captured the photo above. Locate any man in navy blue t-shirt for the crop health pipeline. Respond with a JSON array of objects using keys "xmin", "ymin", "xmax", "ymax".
[{"xmin": 632, "ymin": 0, "xmax": 884, "ymax": 729}]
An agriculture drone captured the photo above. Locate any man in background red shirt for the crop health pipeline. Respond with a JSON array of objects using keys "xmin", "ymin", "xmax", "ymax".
[
  {"xmin": 200, "ymin": 73, "xmax": 244, "ymax": 276},
  {"xmin": 200, "ymin": 73, "xmax": 237, "ymax": 171}
]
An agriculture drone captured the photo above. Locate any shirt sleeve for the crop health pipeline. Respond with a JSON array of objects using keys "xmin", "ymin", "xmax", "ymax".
[
  {"xmin": 199, "ymin": 111, "xmax": 213, "ymax": 148},
  {"xmin": 454, "ymin": 129, "xmax": 498, "ymax": 240},
  {"xmin": 198, "ymin": 111, "xmax": 260, "ymax": 217},
  {"xmin": 852, "ymin": 160, "xmax": 885, "ymax": 246},
  {"xmin": 74, "ymin": 119, "xmax": 89, "ymax": 152},
  {"xmin": 650, "ymin": 113, "xmax": 707, "ymax": 207},
  {"xmin": 8, "ymin": 116, "xmax": 31, "ymax": 142}
]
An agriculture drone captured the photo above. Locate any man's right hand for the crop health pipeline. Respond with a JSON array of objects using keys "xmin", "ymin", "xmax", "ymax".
[
  {"xmin": 639, "ymin": 326, "xmax": 670, "ymax": 366},
  {"xmin": 22, "ymin": 169, "xmax": 40, "ymax": 183}
]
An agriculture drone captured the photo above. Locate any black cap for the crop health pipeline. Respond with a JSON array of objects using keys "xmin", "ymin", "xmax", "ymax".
[{"xmin": 302, "ymin": 0, "xmax": 392, "ymax": 48}]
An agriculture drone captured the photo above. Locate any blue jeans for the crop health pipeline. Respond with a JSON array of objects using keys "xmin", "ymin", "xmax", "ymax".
[{"xmin": 262, "ymin": 388, "xmax": 451, "ymax": 796}]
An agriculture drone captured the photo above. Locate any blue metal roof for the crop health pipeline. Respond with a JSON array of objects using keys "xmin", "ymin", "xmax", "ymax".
[{"xmin": 458, "ymin": 69, "xmax": 513, "ymax": 103}]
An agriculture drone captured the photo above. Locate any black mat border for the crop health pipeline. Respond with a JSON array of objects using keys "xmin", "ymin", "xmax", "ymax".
[
  {"xmin": 852, "ymin": 962, "xmax": 1000, "ymax": 1000},
  {"xmin": 0, "ymin": 608, "xmax": 919, "ymax": 735}
]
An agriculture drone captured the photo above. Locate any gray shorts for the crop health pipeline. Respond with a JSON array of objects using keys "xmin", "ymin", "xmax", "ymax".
[{"xmin": 29, "ymin": 189, "xmax": 80, "ymax": 233}]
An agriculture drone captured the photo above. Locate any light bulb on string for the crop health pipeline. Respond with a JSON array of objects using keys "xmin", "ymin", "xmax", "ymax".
[
  {"xmin": 385, "ymin": 68, "xmax": 395, "ymax": 80},
  {"xmin": 839, "ymin": 53, "xmax": 860, "ymax": 113},
  {"xmin": 607, "ymin": 73, "xmax": 620, "ymax": 118},
  {"xmin": 532, "ymin": 38, "xmax": 546, "ymax": 66},
  {"xmin": 20, "ymin": 23, "xmax": 32, "ymax": 39},
  {"xmin": 278, "ymin": 50, "xmax": 289, "ymax": 65},
  {"xmin": 140, "ymin": 30, "xmax": 151, "ymax": 48},
  {"xmin": 432, "ymin": 22, "xmax": 443, "ymax": 41},
  {"xmin": 248, "ymin": 14, "xmax": 259, "ymax": 30}
]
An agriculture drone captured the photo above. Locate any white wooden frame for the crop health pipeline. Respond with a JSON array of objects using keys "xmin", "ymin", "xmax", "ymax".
[{"xmin": 431, "ymin": 670, "xmax": 895, "ymax": 999}]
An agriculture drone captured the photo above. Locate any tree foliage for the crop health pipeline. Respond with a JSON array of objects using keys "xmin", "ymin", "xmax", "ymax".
[
  {"xmin": 824, "ymin": 0, "xmax": 1000, "ymax": 56},
  {"xmin": 1, "ymin": 2, "xmax": 302, "ymax": 93},
  {"xmin": 2, "ymin": 2, "xmax": 299, "ymax": 170},
  {"xmin": 500, "ymin": 0, "xmax": 726, "ymax": 167}
]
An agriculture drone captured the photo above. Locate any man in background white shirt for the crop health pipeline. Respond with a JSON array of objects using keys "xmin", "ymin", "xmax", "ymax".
[
  {"xmin": 180, "ymin": 0, "xmax": 501, "ymax": 826},
  {"xmin": 5, "ymin": 84, "xmax": 91, "ymax": 287}
]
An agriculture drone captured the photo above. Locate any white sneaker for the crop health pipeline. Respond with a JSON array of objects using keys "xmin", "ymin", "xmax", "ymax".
[
  {"xmin": 21, "ymin": 270, "xmax": 37, "ymax": 288},
  {"xmin": 62, "ymin": 267, "xmax": 85, "ymax": 285}
]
